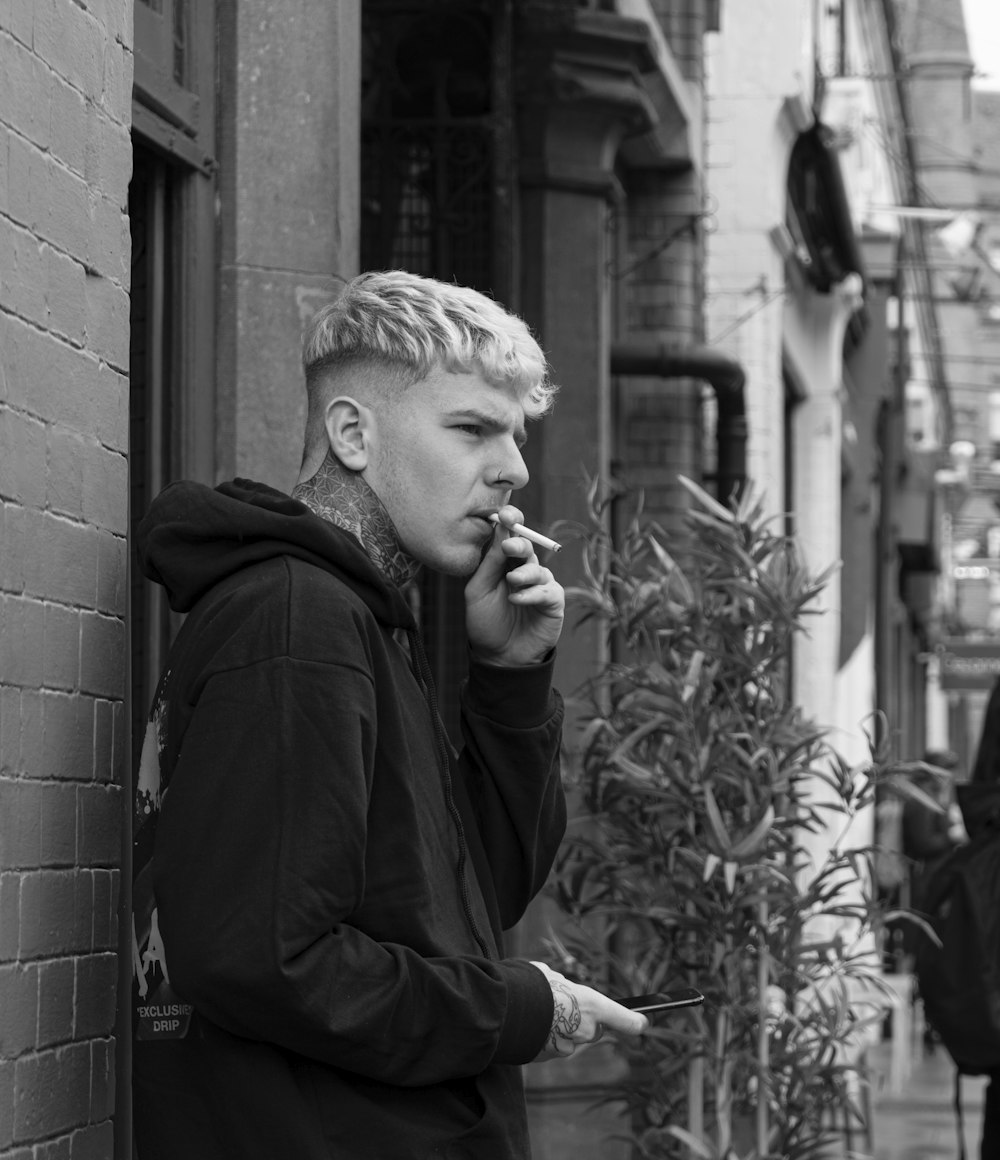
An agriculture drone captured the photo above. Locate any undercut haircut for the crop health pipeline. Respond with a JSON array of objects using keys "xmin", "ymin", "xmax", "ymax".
[{"xmin": 300, "ymin": 272, "xmax": 556, "ymax": 462}]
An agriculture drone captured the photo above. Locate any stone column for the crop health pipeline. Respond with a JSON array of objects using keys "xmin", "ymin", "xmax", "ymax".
[
  {"xmin": 784, "ymin": 274, "xmax": 863, "ymax": 730},
  {"xmin": 783, "ymin": 272, "xmax": 865, "ymax": 883},
  {"xmin": 517, "ymin": 10, "xmax": 656, "ymax": 733},
  {"xmin": 215, "ymin": 1, "xmax": 360, "ymax": 491},
  {"xmin": 513, "ymin": 12, "xmax": 657, "ymax": 1158}
]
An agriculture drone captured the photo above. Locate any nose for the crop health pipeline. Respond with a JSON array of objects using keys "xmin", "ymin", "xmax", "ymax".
[{"xmin": 495, "ymin": 443, "xmax": 529, "ymax": 491}]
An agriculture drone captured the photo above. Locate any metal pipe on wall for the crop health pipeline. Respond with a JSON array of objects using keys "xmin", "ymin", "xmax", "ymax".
[{"xmin": 610, "ymin": 341, "xmax": 749, "ymax": 502}]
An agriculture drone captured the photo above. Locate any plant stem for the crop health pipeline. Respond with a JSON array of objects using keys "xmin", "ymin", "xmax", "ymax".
[{"xmin": 756, "ymin": 896, "xmax": 769, "ymax": 1157}]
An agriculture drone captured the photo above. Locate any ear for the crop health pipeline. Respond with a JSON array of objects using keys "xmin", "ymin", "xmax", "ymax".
[{"xmin": 324, "ymin": 396, "xmax": 374, "ymax": 471}]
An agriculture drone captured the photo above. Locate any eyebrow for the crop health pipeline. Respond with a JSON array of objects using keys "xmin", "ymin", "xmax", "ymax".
[{"xmin": 447, "ymin": 408, "xmax": 527, "ymax": 448}]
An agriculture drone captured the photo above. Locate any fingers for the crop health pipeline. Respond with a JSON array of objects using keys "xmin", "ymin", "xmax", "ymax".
[
  {"xmin": 529, "ymin": 963, "xmax": 648, "ymax": 1062},
  {"xmin": 464, "ymin": 508, "xmax": 565, "ymax": 666},
  {"xmin": 471, "ymin": 506, "xmax": 532, "ymax": 587},
  {"xmin": 503, "ymin": 558, "xmax": 556, "ymax": 599},
  {"xmin": 493, "ymin": 504, "xmax": 526, "ymax": 534},
  {"xmin": 591, "ymin": 991, "xmax": 649, "ymax": 1039},
  {"xmin": 494, "ymin": 510, "xmax": 561, "ymax": 605},
  {"xmin": 475, "ymin": 510, "xmax": 563, "ymax": 610},
  {"xmin": 493, "ymin": 505, "xmax": 560, "ymax": 564}
]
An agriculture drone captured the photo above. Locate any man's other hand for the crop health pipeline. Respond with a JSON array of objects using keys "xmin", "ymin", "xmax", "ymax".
[
  {"xmin": 528, "ymin": 962, "xmax": 649, "ymax": 1062},
  {"xmin": 465, "ymin": 506, "xmax": 565, "ymax": 667}
]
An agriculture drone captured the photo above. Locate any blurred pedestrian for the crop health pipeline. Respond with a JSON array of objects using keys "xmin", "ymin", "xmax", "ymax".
[
  {"xmin": 964, "ymin": 679, "xmax": 1000, "ymax": 1159},
  {"xmin": 900, "ymin": 749, "xmax": 963, "ymax": 1055},
  {"xmin": 902, "ymin": 749, "xmax": 962, "ymax": 911}
]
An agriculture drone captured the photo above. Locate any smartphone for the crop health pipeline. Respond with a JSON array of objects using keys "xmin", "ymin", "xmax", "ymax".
[{"xmin": 618, "ymin": 987, "xmax": 704, "ymax": 1014}]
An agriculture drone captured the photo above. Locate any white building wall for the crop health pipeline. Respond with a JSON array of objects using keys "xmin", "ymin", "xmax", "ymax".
[
  {"xmin": 783, "ymin": 274, "xmax": 865, "ymax": 765},
  {"xmin": 705, "ymin": 0, "xmax": 814, "ymax": 518},
  {"xmin": 707, "ymin": 1, "xmax": 889, "ymax": 884}
]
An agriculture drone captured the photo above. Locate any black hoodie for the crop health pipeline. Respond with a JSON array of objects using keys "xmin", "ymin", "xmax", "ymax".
[{"xmin": 131, "ymin": 479, "xmax": 566, "ymax": 1160}]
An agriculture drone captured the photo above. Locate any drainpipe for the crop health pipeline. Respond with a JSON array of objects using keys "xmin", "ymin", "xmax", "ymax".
[{"xmin": 610, "ymin": 341, "xmax": 749, "ymax": 501}]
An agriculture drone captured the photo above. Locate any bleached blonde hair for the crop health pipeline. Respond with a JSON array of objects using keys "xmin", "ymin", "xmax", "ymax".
[{"xmin": 300, "ymin": 271, "xmax": 555, "ymax": 460}]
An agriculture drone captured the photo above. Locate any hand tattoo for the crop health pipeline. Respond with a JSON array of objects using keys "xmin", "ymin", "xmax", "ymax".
[{"xmin": 548, "ymin": 981, "xmax": 582, "ymax": 1052}]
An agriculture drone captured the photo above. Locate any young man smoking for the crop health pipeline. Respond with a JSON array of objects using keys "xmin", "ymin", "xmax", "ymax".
[{"xmin": 131, "ymin": 270, "xmax": 647, "ymax": 1160}]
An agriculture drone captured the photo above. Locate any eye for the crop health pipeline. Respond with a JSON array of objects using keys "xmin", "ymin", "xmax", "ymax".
[{"xmin": 455, "ymin": 424, "xmax": 482, "ymax": 436}]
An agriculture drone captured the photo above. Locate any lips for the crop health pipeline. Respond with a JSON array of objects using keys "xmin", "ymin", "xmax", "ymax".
[
  {"xmin": 470, "ymin": 507, "xmax": 500, "ymax": 524},
  {"xmin": 468, "ymin": 512, "xmax": 498, "ymax": 544}
]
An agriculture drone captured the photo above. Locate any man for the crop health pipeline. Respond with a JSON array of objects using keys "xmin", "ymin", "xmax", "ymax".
[
  {"xmin": 131, "ymin": 271, "xmax": 647, "ymax": 1159},
  {"xmin": 968, "ymin": 682, "xmax": 1000, "ymax": 1159}
]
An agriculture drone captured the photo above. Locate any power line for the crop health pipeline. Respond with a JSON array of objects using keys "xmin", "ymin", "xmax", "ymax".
[
  {"xmin": 906, "ymin": 354, "xmax": 1000, "ymax": 367},
  {"xmin": 859, "ymin": 118, "xmax": 942, "ymax": 210},
  {"xmin": 708, "ymin": 286, "xmax": 788, "ymax": 346},
  {"xmin": 907, "ymin": 379, "xmax": 1000, "ymax": 389},
  {"xmin": 910, "ymin": 8, "xmax": 972, "ymax": 42},
  {"xmin": 612, "ymin": 214, "xmax": 705, "ymax": 282}
]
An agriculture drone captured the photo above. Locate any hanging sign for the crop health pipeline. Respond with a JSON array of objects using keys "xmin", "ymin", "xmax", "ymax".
[{"xmin": 938, "ymin": 639, "xmax": 1000, "ymax": 690}]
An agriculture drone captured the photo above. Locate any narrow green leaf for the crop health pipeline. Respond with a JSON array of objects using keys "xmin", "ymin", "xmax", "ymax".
[
  {"xmin": 648, "ymin": 536, "xmax": 677, "ymax": 573},
  {"xmin": 677, "ymin": 473, "xmax": 736, "ymax": 522},
  {"xmin": 729, "ymin": 804, "xmax": 776, "ymax": 858},
  {"xmin": 703, "ymin": 782, "xmax": 733, "ymax": 853},
  {"xmin": 662, "ymin": 1125, "xmax": 715, "ymax": 1158}
]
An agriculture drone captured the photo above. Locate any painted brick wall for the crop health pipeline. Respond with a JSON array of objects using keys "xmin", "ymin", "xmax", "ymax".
[{"xmin": 0, "ymin": 2, "xmax": 133, "ymax": 1156}]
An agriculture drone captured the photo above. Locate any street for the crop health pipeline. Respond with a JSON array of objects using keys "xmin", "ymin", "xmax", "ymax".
[{"xmin": 869, "ymin": 1039, "xmax": 987, "ymax": 1160}]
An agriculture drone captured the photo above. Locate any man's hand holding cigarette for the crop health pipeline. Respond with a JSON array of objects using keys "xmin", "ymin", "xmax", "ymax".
[{"xmin": 465, "ymin": 504, "xmax": 565, "ymax": 667}]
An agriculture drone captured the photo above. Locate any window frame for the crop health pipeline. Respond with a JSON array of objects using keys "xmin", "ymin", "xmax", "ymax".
[{"xmin": 121, "ymin": 7, "xmax": 218, "ymax": 1156}]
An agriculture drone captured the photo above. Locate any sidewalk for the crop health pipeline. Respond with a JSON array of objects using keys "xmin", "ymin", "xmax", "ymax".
[{"xmin": 867, "ymin": 1038, "xmax": 987, "ymax": 1159}]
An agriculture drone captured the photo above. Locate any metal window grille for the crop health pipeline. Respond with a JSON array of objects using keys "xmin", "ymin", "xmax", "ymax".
[{"xmin": 361, "ymin": 0, "xmax": 512, "ymax": 742}]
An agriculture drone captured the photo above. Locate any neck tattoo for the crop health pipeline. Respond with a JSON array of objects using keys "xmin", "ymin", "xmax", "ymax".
[{"xmin": 292, "ymin": 452, "xmax": 420, "ymax": 587}]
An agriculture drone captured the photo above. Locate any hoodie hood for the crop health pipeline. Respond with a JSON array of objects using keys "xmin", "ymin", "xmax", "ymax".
[{"xmin": 137, "ymin": 478, "xmax": 415, "ymax": 629}]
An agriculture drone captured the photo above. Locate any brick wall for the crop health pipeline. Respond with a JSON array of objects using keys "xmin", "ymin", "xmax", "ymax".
[
  {"xmin": 0, "ymin": 2, "xmax": 133, "ymax": 1156},
  {"xmin": 610, "ymin": 2, "xmax": 711, "ymax": 526},
  {"xmin": 619, "ymin": 164, "xmax": 706, "ymax": 523}
]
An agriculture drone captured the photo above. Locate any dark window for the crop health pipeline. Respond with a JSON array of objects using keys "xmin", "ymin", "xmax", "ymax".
[
  {"xmin": 360, "ymin": 0, "xmax": 513, "ymax": 741},
  {"xmin": 128, "ymin": 1, "xmax": 216, "ymax": 758},
  {"xmin": 128, "ymin": 150, "xmax": 176, "ymax": 766},
  {"xmin": 134, "ymin": 0, "xmax": 199, "ymax": 135},
  {"xmin": 124, "ymin": 7, "xmax": 217, "ymax": 1154}
]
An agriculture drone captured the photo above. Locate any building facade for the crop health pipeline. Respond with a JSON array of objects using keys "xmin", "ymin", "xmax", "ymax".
[
  {"xmin": 5, "ymin": 0, "xmax": 976, "ymax": 1155},
  {"xmin": 706, "ymin": 0, "xmax": 891, "ymax": 897},
  {"xmin": 704, "ymin": 0, "xmax": 983, "ymax": 806},
  {"xmin": 1, "ymin": 1, "xmax": 716, "ymax": 1155},
  {"xmin": 876, "ymin": 0, "xmax": 1000, "ymax": 772}
]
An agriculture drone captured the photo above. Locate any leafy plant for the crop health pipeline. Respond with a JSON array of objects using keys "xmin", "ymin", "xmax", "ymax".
[{"xmin": 549, "ymin": 477, "xmax": 917, "ymax": 1160}]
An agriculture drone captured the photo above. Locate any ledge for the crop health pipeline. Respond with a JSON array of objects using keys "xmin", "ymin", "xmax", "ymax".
[
  {"xmin": 615, "ymin": 0, "xmax": 698, "ymax": 170},
  {"xmin": 517, "ymin": 7, "xmax": 692, "ymax": 191}
]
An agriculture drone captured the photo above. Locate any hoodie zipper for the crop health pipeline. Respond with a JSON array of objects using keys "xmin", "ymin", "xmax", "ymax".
[{"xmin": 406, "ymin": 629, "xmax": 494, "ymax": 961}]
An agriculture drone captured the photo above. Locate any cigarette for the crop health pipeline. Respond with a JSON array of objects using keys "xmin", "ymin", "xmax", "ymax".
[{"xmin": 488, "ymin": 513, "xmax": 562, "ymax": 553}]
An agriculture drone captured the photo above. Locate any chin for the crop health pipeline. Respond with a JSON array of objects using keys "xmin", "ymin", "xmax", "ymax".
[
  {"xmin": 419, "ymin": 542, "xmax": 484, "ymax": 578},
  {"xmin": 406, "ymin": 526, "xmax": 490, "ymax": 578},
  {"xmin": 435, "ymin": 554, "xmax": 481, "ymax": 579}
]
